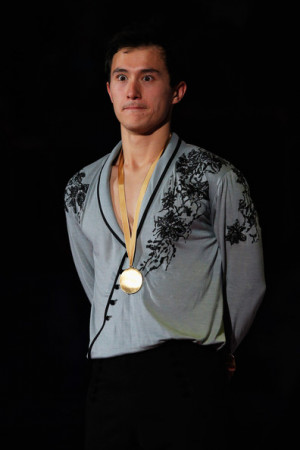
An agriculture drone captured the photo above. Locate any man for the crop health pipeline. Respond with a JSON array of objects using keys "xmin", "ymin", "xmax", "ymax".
[{"xmin": 64, "ymin": 25, "xmax": 265, "ymax": 450}]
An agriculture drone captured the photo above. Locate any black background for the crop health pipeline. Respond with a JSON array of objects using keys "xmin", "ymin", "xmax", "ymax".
[{"xmin": 2, "ymin": 1, "xmax": 299, "ymax": 449}]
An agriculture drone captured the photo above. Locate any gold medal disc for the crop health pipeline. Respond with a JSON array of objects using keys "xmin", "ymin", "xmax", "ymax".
[{"xmin": 120, "ymin": 267, "xmax": 143, "ymax": 294}]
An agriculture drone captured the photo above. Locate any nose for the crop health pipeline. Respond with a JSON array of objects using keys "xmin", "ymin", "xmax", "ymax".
[{"xmin": 126, "ymin": 79, "xmax": 141, "ymax": 99}]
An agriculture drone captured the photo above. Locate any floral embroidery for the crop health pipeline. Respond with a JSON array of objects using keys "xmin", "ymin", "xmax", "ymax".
[
  {"xmin": 225, "ymin": 219, "xmax": 247, "ymax": 244},
  {"xmin": 140, "ymin": 148, "xmax": 225, "ymax": 274},
  {"xmin": 140, "ymin": 147, "xmax": 259, "ymax": 274},
  {"xmin": 225, "ymin": 168, "xmax": 259, "ymax": 245},
  {"xmin": 64, "ymin": 171, "xmax": 89, "ymax": 222}
]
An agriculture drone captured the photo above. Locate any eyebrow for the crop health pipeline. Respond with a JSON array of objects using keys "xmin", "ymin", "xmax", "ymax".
[{"xmin": 112, "ymin": 68, "xmax": 161, "ymax": 75}]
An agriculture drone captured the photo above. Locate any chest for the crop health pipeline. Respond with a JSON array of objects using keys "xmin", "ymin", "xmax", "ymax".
[{"xmin": 110, "ymin": 164, "xmax": 152, "ymax": 232}]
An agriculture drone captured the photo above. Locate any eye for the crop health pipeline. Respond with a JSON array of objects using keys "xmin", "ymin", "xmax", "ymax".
[
  {"xmin": 117, "ymin": 74, "xmax": 127, "ymax": 81},
  {"xmin": 143, "ymin": 75, "xmax": 154, "ymax": 81}
]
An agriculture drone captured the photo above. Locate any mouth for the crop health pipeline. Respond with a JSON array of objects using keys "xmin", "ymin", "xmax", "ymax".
[{"xmin": 122, "ymin": 104, "xmax": 147, "ymax": 111}]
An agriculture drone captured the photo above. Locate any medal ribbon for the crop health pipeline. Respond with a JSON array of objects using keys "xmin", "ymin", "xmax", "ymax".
[{"xmin": 118, "ymin": 139, "xmax": 169, "ymax": 268}]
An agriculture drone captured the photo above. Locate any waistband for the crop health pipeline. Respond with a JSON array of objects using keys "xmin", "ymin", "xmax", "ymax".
[{"xmin": 90, "ymin": 339, "xmax": 225, "ymax": 366}]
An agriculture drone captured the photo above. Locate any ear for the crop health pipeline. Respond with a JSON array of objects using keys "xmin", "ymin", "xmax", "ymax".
[
  {"xmin": 106, "ymin": 81, "xmax": 113, "ymax": 103},
  {"xmin": 172, "ymin": 81, "xmax": 187, "ymax": 105}
]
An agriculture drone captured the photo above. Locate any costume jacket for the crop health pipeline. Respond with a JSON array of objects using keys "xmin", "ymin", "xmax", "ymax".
[{"xmin": 64, "ymin": 133, "xmax": 266, "ymax": 358}]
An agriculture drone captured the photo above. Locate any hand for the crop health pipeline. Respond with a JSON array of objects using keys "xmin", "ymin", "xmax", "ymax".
[{"xmin": 225, "ymin": 353, "xmax": 236, "ymax": 380}]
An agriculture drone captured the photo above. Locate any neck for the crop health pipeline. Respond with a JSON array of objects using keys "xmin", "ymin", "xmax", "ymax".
[{"xmin": 120, "ymin": 124, "xmax": 171, "ymax": 169}]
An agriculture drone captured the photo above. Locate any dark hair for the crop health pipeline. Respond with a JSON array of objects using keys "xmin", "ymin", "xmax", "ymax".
[{"xmin": 104, "ymin": 23, "xmax": 186, "ymax": 87}]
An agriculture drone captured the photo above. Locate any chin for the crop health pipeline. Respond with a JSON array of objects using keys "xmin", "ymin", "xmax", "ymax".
[
  {"xmin": 123, "ymin": 123, "xmax": 155, "ymax": 135},
  {"xmin": 122, "ymin": 119, "xmax": 169, "ymax": 136}
]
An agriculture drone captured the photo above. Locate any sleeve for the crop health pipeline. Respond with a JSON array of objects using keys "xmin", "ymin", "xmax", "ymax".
[
  {"xmin": 64, "ymin": 172, "xmax": 95, "ymax": 303},
  {"xmin": 211, "ymin": 168, "xmax": 266, "ymax": 351}
]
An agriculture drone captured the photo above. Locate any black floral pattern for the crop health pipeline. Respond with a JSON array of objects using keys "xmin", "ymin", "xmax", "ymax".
[
  {"xmin": 64, "ymin": 171, "xmax": 89, "ymax": 222},
  {"xmin": 225, "ymin": 219, "xmax": 247, "ymax": 244},
  {"xmin": 225, "ymin": 167, "xmax": 259, "ymax": 245},
  {"xmin": 140, "ymin": 148, "xmax": 259, "ymax": 274},
  {"xmin": 140, "ymin": 149, "xmax": 225, "ymax": 274}
]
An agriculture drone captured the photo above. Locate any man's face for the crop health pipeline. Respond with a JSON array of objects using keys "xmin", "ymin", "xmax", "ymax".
[{"xmin": 107, "ymin": 46, "xmax": 180, "ymax": 135}]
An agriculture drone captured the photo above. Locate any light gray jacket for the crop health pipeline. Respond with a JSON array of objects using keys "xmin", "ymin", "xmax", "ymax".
[{"xmin": 65, "ymin": 133, "xmax": 265, "ymax": 358}]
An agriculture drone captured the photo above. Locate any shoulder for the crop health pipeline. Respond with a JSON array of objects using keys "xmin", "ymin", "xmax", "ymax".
[
  {"xmin": 64, "ymin": 153, "xmax": 109, "ymax": 221},
  {"xmin": 176, "ymin": 140, "xmax": 235, "ymax": 180},
  {"xmin": 175, "ymin": 139, "xmax": 250, "ymax": 201}
]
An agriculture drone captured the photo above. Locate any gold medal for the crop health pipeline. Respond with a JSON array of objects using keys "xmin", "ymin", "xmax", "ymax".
[{"xmin": 119, "ymin": 267, "xmax": 143, "ymax": 294}]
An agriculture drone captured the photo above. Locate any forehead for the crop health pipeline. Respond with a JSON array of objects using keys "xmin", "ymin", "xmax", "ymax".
[{"xmin": 111, "ymin": 45, "xmax": 167, "ymax": 72}]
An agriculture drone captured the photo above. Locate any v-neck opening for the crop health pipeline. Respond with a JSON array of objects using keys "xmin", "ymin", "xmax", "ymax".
[{"xmin": 97, "ymin": 134, "xmax": 182, "ymax": 246}]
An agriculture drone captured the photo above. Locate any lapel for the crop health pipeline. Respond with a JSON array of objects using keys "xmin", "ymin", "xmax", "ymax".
[{"xmin": 97, "ymin": 133, "xmax": 182, "ymax": 245}]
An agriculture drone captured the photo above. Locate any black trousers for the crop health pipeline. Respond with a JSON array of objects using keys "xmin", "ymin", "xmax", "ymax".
[{"xmin": 85, "ymin": 340, "xmax": 229, "ymax": 450}]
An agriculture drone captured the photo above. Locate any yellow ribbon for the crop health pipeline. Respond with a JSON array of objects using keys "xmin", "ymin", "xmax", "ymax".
[{"xmin": 118, "ymin": 136, "xmax": 170, "ymax": 267}]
